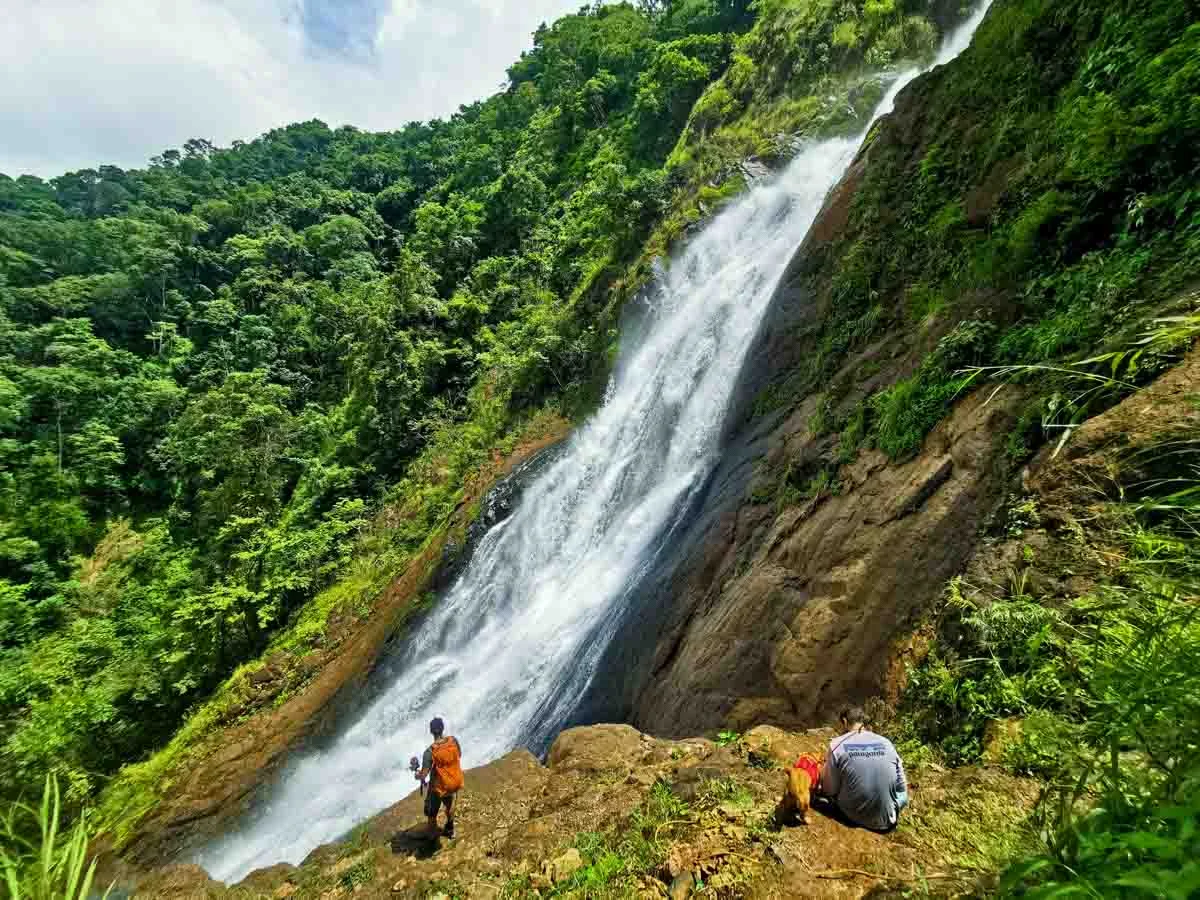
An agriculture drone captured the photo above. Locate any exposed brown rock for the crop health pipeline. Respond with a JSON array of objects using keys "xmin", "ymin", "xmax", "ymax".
[
  {"xmin": 547, "ymin": 722, "xmax": 645, "ymax": 774},
  {"xmin": 635, "ymin": 387, "xmax": 1018, "ymax": 737},
  {"xmin": 132, "ymin": 863, "xmax": 224, "ymax": 899},
  {"xmin": 1030, "ymin": 344, "xmax": 1200, "ymax": 504}
]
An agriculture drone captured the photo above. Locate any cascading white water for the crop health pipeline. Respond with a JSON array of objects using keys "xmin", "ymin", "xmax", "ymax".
[{"xmin": 202, "ymin": 5, "xmax": 990, "ymax": 882}]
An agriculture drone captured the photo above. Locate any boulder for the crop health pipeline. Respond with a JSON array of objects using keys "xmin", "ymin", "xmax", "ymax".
[
  {"xmin": 233, "ymin": 862, "xmax": 297, "ymax": 894},
  {"xmin": 547, "ymin": 724, "xmax": 644, "ymax": 774},
  {"xmin": 548, "ymin": 847, "xmax": 584, "ymax": 883},
  {"xmin": 132, "ymin": 863, "xmax": 222, "ymax": 899},
  {"xmin": 739, "ymin": 158, "xmax": 771, "ymax": 181}
]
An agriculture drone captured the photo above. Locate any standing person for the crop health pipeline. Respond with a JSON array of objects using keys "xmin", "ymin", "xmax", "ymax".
[
  {"xmin": 416, "ymin": 717, "xmax": 463, "ymax": 837},
  {"xmin": 819, "ymin": 706, "xmax": 909, "ymax": 831}
]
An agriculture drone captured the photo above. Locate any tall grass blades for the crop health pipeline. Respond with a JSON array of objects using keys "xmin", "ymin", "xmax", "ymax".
[
  {"xmin": 964, "ymin": 310, "xmax": 1200, "ymax": 457},
  {"xmin": 0, "ymin": 775, "xmax": 112, "ymax": 900}
]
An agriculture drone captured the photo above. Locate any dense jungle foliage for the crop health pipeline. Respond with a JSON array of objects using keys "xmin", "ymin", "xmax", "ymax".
[
  {"xmin": 816, "ymin": 0, "xmax": 1200, "ymax": 461},
  {"xmin": 0, "ymin": 0, "xmax": 964, "ymax": 811}
]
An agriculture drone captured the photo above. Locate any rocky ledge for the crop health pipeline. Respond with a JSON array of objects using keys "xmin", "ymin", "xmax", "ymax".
[{"xmin": 128, "ymin": 723, "xmax": 1036, "ymax": 900}]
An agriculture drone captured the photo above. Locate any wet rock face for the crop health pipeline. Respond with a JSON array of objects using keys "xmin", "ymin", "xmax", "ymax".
[
  {"xmin": 631, "ymin": 389, "xmax": 1017, "ymax": 737},
  {"xmin": 432, "ymin": 443, "xmax": 566, "ymax": 592}
]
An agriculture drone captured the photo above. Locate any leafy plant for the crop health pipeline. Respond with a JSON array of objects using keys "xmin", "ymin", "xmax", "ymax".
[
  {"xmin": 715, "ymin": 729, "xmax": 742, "ymax": 747},
  {"xmin": 1001, "ymin": 591, "xmax": 1200, "ymax": 897},
  {"xmin": 903, "ymin": 423, "xmax": 1200, "ymax": 894},
  {"xmin": 540, "ymin": 783, "xmax": 694, "ymax": 898},
  {"xmin": 964, "ymin": 311, "xmax": 1200, "ymax": 458},
  {"xmin": 0, "ymin": 775, "xmax": 112, "ymax": 900}
]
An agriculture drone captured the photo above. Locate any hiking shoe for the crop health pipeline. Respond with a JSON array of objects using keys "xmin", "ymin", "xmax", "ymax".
[{"xmin": 443, "ymin": 822, "xmax": 455, "ymax": 838}]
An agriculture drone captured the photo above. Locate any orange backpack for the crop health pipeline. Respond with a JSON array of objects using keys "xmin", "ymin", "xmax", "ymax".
[{"xmin": 430, "ymin": 738, "xmax": 464, "ymax": 796}]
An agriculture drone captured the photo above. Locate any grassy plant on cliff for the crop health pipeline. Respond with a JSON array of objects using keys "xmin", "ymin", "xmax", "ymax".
[
  {"xmin": 1002, "ymin": 588, "xmax": 1200, "ymax": 896},
  {"xmin": 900, "ymin": 425, "xmax": 1200, "ymax": 893},
  {"xmin": 0, "ymin": 775, "xmax": 112, "ymax": 900},
  {"xmin": 754, "ymin": 0, "xmax": 1200, "ymax": 464},
  {"xmin": 499, "ymin": 782, "xmax": 693, "ymax": 899},
  {"xmin": 964, "ymin": 307, "xmax": 1200, "ymax": 458}
]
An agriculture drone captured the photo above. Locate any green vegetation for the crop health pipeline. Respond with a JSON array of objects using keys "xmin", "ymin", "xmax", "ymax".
[
  {"xmin": 640, "ymin": 0, "xmax": 955, "ymax": 271},
  {"xmin": 871, "ymin": 318, "xmax": 995, "ymax": 458},
  {"xmin": 0, "ymin": 0, "xmax": 970, "ymax": 832},
  {"xmin": 766, "ymin": 1, "xmax": 1200, "ymax": 892},
  {"xmin": 894, "ymin": 316, "xmax": 1200, "ymax": 892},
  {"xmin": 897, "ymin": 770, "xmax": 1039, "ymax": 889},
  {"xmin": 0, "ymin": 775, "xmax": 112, "ymax": 899},
  {"xmin": 903, "ymin": 454, "xmax": 1200, "ymax": 894},
  {"xmin": 502, "ymin": 778, "xmax": 765, "ymax": 898},
  {"xmin": 714, "ymin": 728, "xmax": 742, "ymax": 746},
  {"xmin": 756, "ymin": 0, "xmax": 1200, "ymax": 464},
  {"xmin": 0, "ymin": 1, "xmax": 756, "ymax": 809}
]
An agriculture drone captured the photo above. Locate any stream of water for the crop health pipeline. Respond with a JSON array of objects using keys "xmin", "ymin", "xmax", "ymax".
[{"xmin": 202, "ymin": 5, "xmax": 990, "ymax": 880}]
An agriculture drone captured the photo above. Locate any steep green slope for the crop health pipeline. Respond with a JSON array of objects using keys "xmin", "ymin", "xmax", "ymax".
[{"xmin": 798, "ymin": 0, "xmax": 1199, "ymax": 461}]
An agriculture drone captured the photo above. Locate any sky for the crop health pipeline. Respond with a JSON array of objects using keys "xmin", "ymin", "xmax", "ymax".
[{"xmin": 0, "ymin": 0, "xmax": 588, "ymax": 179}]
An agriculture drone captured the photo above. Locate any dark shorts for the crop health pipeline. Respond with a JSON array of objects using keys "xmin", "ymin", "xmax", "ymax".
[{"xmin": 424, "ymin": 789, "xmax": 456, "ymax": 818}]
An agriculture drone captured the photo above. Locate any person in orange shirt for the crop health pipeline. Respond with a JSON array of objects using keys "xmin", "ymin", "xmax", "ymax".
[{"xmin": 416, "ymin": 717, "xmax": 464, "ymax": 837}]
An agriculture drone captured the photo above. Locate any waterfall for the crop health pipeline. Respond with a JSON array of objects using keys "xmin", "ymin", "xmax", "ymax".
[{"xmin": 201, "ymin": 5, "xmax": 991, "ymax": 881}]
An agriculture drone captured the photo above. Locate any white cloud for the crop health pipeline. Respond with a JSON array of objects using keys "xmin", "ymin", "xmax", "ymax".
[{"xmin": 0, "ymin": 0, "xmax": 585, "ymax": 178}]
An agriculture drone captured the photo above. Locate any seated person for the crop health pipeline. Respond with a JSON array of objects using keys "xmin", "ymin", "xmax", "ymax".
[{"xmin": 819, "ymin": 705, "xmax": 909, "ymax": 831}]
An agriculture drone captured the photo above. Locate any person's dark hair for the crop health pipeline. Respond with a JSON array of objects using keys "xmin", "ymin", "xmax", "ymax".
[
  {"xmin": 839, "ymin": 705, "xmax": 867, "ymax": 727},
  {"xmin": 430, "ymin": 717, "xmax": 445, "ymax": 738}
]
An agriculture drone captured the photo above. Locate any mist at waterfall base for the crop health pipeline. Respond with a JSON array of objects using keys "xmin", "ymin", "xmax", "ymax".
[{"xmin": 200, "ymin": 6, "xmax": 991, "ymax": 882}]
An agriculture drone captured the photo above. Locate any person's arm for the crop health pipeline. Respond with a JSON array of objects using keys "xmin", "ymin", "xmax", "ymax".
[
  {"xmin": 418, "ymin": 746, "xmax": 432, "ymax": 780},
  {"xmin": 821, "ymin": 742, "xmax": 841, "ymax": 796},
  {"xmin": 892, "ymin": 747, "xmax": 909, "ymax": 811}
]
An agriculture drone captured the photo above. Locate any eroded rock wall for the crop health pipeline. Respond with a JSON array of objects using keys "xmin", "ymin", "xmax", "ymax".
[{"xmin": 633, "ymin": 389, "xmax": 1017, "ymax": 735}]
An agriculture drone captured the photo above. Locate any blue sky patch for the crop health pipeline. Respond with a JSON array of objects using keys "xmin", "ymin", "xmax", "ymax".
[{"xmin": 301, "ymin": 0, "xmax": 392, "ymax": 57}]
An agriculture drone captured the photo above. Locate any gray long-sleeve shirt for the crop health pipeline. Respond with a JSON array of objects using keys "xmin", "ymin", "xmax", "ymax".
[{"xmin": 821, "ymin": 729, "xmax": 909, "ymax": 831}]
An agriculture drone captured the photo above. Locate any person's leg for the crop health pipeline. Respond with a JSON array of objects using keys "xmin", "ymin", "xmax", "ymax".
[
  {"xmin": 424, "ymin": 788, "xmax": 440, "ymax": 832},
  {"xmin": 443, "ymin": 794, "xmax": 456, "ymax": 837}
]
